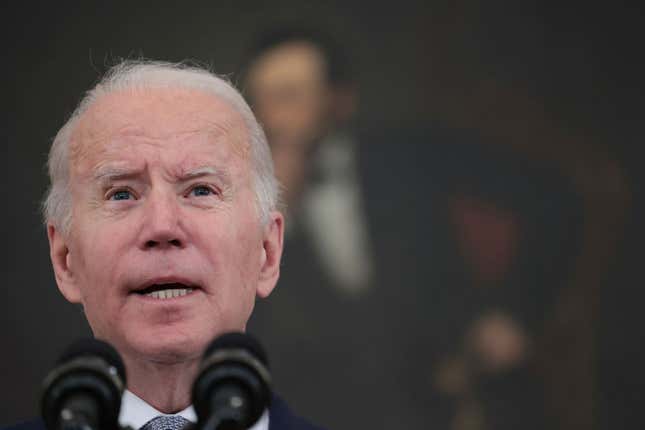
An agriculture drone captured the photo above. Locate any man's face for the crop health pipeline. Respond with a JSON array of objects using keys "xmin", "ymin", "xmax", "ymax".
[
  {"xmin": 246, "ymin": 41, "xmax": 331, "ymax": 148},
  {"xmin": 48, "ymin": 87, "xmax": 283, "ymax": 364}
]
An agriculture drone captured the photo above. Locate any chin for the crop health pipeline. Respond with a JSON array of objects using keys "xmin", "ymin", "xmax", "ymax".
[{"xmin": 124, "ymin": 330, "xmax": 207, "ymax": 365}]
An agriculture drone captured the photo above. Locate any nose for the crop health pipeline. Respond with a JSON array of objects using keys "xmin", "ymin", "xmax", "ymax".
[{"xmin": 139, "ymin": 190, "xmax": 186, "ymax": 250}]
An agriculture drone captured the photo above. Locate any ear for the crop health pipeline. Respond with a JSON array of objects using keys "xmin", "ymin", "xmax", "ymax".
[
  {"xmin": 47, "ymin": 223, "xmax": 82, "ymax": 303},
  {"xmin": 256, "ymin": 211, "xmax": 284, "ymax": 298}
]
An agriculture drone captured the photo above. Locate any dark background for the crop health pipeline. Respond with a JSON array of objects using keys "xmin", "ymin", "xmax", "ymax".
[{"xmin": 3, "ymin": 1, "xmax": 644, "ymax": 429}]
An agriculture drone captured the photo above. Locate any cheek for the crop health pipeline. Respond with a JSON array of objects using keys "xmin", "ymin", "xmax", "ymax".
[
  {"xmin": 71, "ymin": 232, "xmax": 132, "ymax": 337},
  {"xmin": 205, "ymin": 213, "xmax": 263, "ymax": 284},
  {"xmin": 71, "ymin": 226, "xmax": 130, "ymax": 298},
  {"xmin": 79, "ymin": 232, "xmax": 121, "ymax": 270}
]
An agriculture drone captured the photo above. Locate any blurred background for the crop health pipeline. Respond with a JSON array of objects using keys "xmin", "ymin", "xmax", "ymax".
[{"xmin": 3, "ymin": 1, "xmax": 643, "ymax": 429}]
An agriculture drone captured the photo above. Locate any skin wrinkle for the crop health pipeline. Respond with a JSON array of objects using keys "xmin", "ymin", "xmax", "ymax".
[
  {"xmin": 73, "ymin": 133, "xmax": 247, "ymax": 227},
  {"xmin": 69, "ymin": 112, "xmax": 250, "ymax": 231},
  {"xmin": 70, "ymin": 88, "xmax": 251, "ymax": 172},
  {"xmin": 73, "ymin": 129, "xmax": 245, "ymax": 178},
  {"xmin": 87, "ymin": 160, "xmax": 236, "ymax": 211}
]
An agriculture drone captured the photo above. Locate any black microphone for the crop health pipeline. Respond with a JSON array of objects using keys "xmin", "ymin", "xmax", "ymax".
[
  {"xmin": 192, "ymin": 332, "xmax": 272, "ymax": 430},
  {"xmin": 41, "ymin": 338, "xmax": 126, "ymax": 430}
]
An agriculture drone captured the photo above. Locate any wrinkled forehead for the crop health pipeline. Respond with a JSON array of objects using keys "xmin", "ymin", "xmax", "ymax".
[{"xmin": 69, "ymin": 87, "xmax": 251, "ymax": 170}]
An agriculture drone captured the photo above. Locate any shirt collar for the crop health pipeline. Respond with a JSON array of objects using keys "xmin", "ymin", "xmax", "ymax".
[{"xmin": 119, "ymin": 389, "xmax": 269, "ymax": 430}]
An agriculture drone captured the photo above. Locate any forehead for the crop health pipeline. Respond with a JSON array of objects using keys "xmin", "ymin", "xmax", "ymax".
[
  {"xmin": 248, "ymin": 41, "xmax": 327, "ymax": 90},
  {"xmin": 70, "ymin": 87, "xmax": 250, "ymax": 170}
]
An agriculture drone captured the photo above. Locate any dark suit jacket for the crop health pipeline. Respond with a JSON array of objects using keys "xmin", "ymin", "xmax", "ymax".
[
  {"xmin": 2, "ymin": 395, "xmax": 323, "ymax": 430},
  {"xmin": 267, "ymin": 395, "xmax": 324, "ymax": 430}
]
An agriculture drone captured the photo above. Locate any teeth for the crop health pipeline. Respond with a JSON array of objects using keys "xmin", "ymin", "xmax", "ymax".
[{"xmin": 147, "ymin": 288, "xmax": 193, "ymax": 299}]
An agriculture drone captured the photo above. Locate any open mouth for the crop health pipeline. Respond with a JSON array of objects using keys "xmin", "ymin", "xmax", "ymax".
[{"xmin": 134, "ymin": 283, "xmax": 196, "ymax": 299}]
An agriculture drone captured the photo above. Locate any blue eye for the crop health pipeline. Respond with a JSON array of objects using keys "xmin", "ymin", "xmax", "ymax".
[
  {"xmin": 110, "ymin": 190, "xmax": 133, "ymax": 200},
  {"xmin": 190, "ymin": 185, "xmax": 213, "ymax": 197}
]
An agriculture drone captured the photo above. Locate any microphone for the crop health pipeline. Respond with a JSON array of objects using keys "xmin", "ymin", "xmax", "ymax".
[
  {"xmin": 192, "ymin": 332, "xmax": 272, "ymax": 430},
  {"xmin": 41, "ymin": 338, "xmax": 126, "ymax": 430}
]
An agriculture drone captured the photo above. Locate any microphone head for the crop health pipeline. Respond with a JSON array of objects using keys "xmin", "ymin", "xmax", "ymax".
[
  {"xmin": 192, "ymin": 332, "xmax": 272, "ymax": 430},
  {"xmin": 41, "ymin": 338, "xmax": 126, "ymax": 430},
  {"xmin": 56, "ymin": 338, "xmax": 127, "ymax": 383},
  {"xmin": 202, "ymin": 331, "xmax": 269, "ymax": 369}
]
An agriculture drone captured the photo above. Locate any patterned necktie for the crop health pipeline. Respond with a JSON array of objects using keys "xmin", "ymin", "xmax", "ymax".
[{"xmin": 140, "ymin": 415, "xmax": 191, "ymax": 430}]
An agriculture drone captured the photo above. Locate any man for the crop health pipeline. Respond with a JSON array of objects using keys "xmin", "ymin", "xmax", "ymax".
[
  {"xmin": 8, "ymin": 60, "xmax": 321, "ymax": 430},
  {"xmin": 242, "ymin": 27, "xmax": 373, "ymax": 295}
]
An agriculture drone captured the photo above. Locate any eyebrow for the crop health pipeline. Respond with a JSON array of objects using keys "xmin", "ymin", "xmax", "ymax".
[
  {"xmin": 91, "ymin": 165, "xmax": 231, "ymax": 185},
  {"xmin": 176, "ymin": 165, "xmax": 232, "ymax": 185},
  {"xmin": 92, "ymin": 166, "xmax": 143, "ymax": 185},
  {"xmin": 180, "ymin": 166, "xmax": 222, "ymax": 179}
]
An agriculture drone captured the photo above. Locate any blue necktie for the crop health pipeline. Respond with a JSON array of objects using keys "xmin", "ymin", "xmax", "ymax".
[{"xmin": 140, "ymin": 415, "xmax": 191, "ymax": 430}]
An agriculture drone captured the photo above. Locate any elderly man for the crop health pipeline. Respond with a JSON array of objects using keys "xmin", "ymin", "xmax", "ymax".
[{"xmin": 9, "ymin": 60, "xmax": 321, "ymax": 430}]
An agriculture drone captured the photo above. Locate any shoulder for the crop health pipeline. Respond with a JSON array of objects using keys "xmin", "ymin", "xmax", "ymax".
[
  {"xmin": 269, "ymin": 395, "xmax": 326, "ymax": 430},
  {"xmin": 1, "ymin": 419, "xmax": 45, "ymax": 430}
]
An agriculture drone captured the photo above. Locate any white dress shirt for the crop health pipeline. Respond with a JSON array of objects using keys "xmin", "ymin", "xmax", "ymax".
[
  {"xmin": 300, "ymin": 132, "xmax": 373, "ymax": 296},
  {"xmin": 119, "ymin": 390, "xmax": 269, "ymax": 430}
]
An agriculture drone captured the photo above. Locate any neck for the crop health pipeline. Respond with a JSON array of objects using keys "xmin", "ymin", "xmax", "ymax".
[{"xmin": 124, "ymin": 355, "xmax": 200, "ymax": 413}]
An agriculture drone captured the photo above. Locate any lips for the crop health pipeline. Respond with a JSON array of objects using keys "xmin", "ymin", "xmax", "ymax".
[{"xmin": 130, "ymin": 277, "xmax": 201, "ymax": 299}]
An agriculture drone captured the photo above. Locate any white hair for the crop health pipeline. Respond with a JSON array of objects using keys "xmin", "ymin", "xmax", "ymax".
[{"xmin": 43, "ymin": 60, "xmax": 279, "ymax": 233}]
